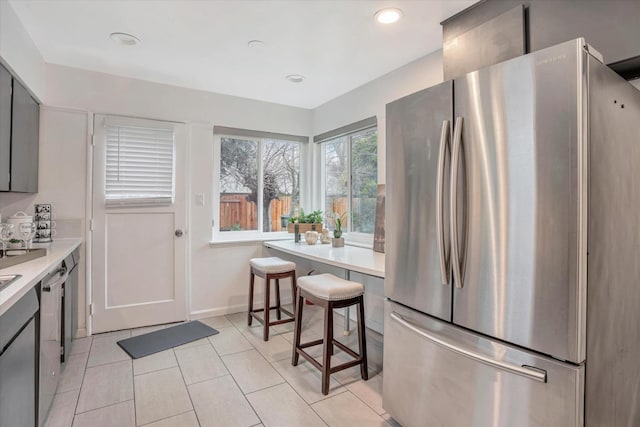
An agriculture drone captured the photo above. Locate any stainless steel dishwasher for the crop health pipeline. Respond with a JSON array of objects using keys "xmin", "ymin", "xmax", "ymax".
[
  {"xmin": 39, "ymin": 262, "xmax": 68, "ymax": 426},
  {"xmin": 0, "ymin": 286, "xmax": 39, "ymax": 427},
  {"xmin": 61, "ymin": 248, "xmax": 79, "ymax": 366}
]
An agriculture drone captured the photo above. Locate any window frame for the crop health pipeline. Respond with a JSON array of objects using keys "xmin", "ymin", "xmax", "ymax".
[
  {"xmin": 320, "ymin": 125, "xmax": 378, "ymax": 247},
  {"xmin": 212, "ymin": 132, "xmax": 307, "ymax": 242}
]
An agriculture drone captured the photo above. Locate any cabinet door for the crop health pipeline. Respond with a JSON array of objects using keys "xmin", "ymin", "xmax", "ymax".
[
  {"xmin": 0, "ymin": 65, "xmax": 11, "ymax": 191},
  {"xmin": 10, "ymin": 79, "xmax": 39, "ymax": 193}
]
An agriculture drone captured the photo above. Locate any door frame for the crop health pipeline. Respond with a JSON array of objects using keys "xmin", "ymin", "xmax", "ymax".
[{"xmin": 86, "ymin": 113, "xmax": 190, "ymax": 335}]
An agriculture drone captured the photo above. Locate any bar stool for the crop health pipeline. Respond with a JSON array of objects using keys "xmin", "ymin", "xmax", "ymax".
[
  {"xmin": 248, "ymin": 257, "xmax": 297, "ymax": 341},
  {"xmin": 292, "ymin": 273, "xmax": 368, "ymax": 395}
]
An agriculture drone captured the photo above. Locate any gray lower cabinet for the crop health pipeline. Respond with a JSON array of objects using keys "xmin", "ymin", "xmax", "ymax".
[
  {"xmin": 0, "ymin": 288, "xmax": 39, "ymax": 427},
  {"xmin": 0, "ymin": 64, "xmax": 11, "ymax": 191},
  {"xmin": 10, "ymin": 78, "xmax": 39, "ymax": 193}
]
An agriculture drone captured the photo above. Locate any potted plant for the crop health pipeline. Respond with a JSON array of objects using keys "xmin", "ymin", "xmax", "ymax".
[
  {"xmin": 287, "ymin": 209, "xmax": 324, "ymax": 234},
  {"xmin": 330, "ymin": 212, "xmax": 346, "ymax": 247}
]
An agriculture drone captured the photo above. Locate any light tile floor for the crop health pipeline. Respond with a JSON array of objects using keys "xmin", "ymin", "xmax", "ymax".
[{"xmin": 45, "ymin": 305, "xmax": 401, "ymax": 427}]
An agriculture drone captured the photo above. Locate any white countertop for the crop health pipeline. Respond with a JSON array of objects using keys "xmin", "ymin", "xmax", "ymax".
[
  {"xmin": 264, "ymin": 240, "xmax": 385, "ymax": 278},
  {"xmin": 0, "ymin": 238, "xmax": 82, "ymax": 315}
]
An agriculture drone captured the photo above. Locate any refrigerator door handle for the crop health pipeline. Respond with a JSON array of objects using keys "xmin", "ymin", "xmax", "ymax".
[
  {"xmin": 450, "ymin": 116, "xmax": 464, "ymax": 289},
  {"xmin": 390, "ymin": 312, "xmax": 547, "ymax": 383},
  {"xmin": 436, "ymin": 119, "xmax": 451, "ymax": 286}
]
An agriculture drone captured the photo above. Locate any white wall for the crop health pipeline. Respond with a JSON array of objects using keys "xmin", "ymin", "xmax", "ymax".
[
  {"xmin": 0, "ymin": 106, "xmax": 89, "ymax": 335},
  {"xmin": 0, "ymin": 1, "xmax": 45, "ymax": 101},
  {"xmin": 311, "ymin": 50, "xmax": 444, "ymax": 186},
  {"xmin": 6, "ymin": 49, "xmax": 444, "ymax": 327},
  {"xmin": 43, "ymin": 64, "xmax": 312, "ymax": 324}
]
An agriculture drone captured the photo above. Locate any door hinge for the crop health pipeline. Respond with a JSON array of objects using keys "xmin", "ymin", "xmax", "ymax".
[
  {"xmin": 89, "ymin": 303, "xmax": 94, "ymax": 316},
  {"xmin": 91, "ymin": 134, "xmax": 96, "ymax": 147},
  {"xmin": 61, "ymin": 287, "xmax": 65, "ymax": 297},
  {"xmin": 90, "ymin": 219, "xmax": 95, "ymax": 231},
  {"xmin": 60, "ymin": 346, "xmax": 65, "ymax": 356}
]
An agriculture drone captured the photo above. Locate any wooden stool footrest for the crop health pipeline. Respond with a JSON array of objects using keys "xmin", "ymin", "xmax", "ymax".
[
  {"xmin": 330, "ymin": 358, "xmax": 363, "ymax": 374},
  {"xmin": 296, "ymin": 348, "xmax": 322, "ymax": 371},
  {"xmin": 250, "ymin": 312, "xmax": 294, "ymax": 327},
  {"xmin": 251, "ymin": 306, "xmax": 280, "ymax": 313},
  {"xmin": 299, "ymin": 339, "xmax": 323, "ymax": 349},
  {"xmin": 333, "ymin": 340, "xmax": 359, "ymax": 359}
]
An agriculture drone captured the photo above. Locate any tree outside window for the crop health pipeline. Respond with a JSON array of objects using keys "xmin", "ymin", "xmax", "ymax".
[
  {"xmin": 219, "ymin": 137, "xmax": 300, "ymax": 232},
  {"xmin": 323, "ymin": 128, "xmax": 377, "ymax": 235}
]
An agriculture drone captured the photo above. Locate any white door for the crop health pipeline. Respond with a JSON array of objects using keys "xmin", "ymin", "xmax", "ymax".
[{"xmin": 91, "ymin": 115, "xmax": 187, "ymax": 333}]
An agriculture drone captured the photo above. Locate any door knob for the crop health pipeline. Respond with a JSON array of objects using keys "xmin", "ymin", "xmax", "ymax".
[{"xmin": 175, "ymin": 229, "xmax": 184, "ymax": 237}]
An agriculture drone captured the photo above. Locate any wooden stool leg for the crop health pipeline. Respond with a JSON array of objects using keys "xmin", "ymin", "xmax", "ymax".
[
  {"xmin": 322, "ymin": 302, "xmax": 334, "ymax": 395},
  {"xmin": 292, "ymin": 294, "xmax": 305, "ymax": 366},
  {"xmin": 248, "ymin": 270, "xmax": 255, "ymax": 326},
  {"xmin": 275, "ymin": 279, "xmax": 282, "ymax": 320},
  {"xmin": 263, "ymin": 276, "xmax": 271, "ymax": 341},
  {"xmin": 357, "ymin": 295, "xmax": 368, "ymax": 380},
  {"xmin": 290, "ymin": 271, "xmax": 297, "ymax": 313},
  {"xmin": 329, "ymin": 307, "xmax": 334, "ymax": 356}
]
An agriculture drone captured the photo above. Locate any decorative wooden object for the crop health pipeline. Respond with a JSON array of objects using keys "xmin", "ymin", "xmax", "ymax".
[
  {"xmin": 373, "ymin": 184, "xmax": 385, "ymax": 253},
  {"xmin": 287, "ymin": 223, "xmax": 324, "ymax": 233}
]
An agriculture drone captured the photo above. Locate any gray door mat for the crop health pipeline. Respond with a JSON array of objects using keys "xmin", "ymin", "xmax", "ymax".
[{"xmin": 117, "ymin": 321, "xmax": 219, "ymax": 359}]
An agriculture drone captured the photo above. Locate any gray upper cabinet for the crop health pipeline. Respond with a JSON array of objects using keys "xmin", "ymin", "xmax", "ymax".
[
  {"xmin": 10, "ymin": 78, "xmax": 39, "ymax": 193},
  {"xmin": 0, "ymin": 65, "xmax": 11, "ymax": 191}
]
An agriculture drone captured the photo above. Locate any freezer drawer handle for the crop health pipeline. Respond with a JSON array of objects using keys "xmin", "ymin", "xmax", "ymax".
[
  {"xmin": 390, "ymin": 312, "xmax": 547, "ymax": 383},
  {"xmin": 436, "ymin": 119, "xmax": 451, "ymax": 286},
  {"xmin": 450, "ymin": 117, "xmax": 464, "ymax": 289}
]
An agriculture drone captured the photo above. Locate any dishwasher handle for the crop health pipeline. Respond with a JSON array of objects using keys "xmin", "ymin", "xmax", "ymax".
[{"xmin": 42, "ymin": 266, "xmax": 68, "ymax": 293}]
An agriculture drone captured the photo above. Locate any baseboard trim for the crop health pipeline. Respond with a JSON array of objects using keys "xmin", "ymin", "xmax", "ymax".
[{"xmin": 190, "ymin": 298, "xmax": 294, "ymax": 320}]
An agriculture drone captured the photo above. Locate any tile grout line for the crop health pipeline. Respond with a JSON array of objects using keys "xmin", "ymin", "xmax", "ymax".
[
  {"xmin": 216, "ymin": 326, "xmax": 270, "ymax": 426},
  {"xmin": 73, "ymin": 399, "xmax": 136, "ymax": 418},
  {"xmin": 137, "ymin": 408, "xmax": 194, "ymax": 427},
  {"xmin": 268, "ymin": 353, "xmax": 349, "ymax": 406},
  {"xmin": 278, "ymin": 309, "xmax": 378, "ymax": 425},
  {"xmin": 134, "ymin": 362, "xmax": 180, "ymax": 378},
  {"xmin": 71, "ymin": 337, "xmax": 94, "ymax": 423},
  {"xmin": 174, "ymin": 347, "xmax": 203, "ymax": 427},
  {"xmin": 238, "ymin": 318, "xmax": 332, "ymax": 425},
  {"xmin": 131, "ymin": 357, "xmax": 137, "ymax": 427}
]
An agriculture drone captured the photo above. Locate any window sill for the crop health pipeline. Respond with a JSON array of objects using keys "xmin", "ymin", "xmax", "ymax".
[
  {"xmin": 344, "ymin": 240, "xmax": 373, "ymax": 250},
  {"xmin": 209, "ymin": 235, "xmax": 293, "ymax": 247}
]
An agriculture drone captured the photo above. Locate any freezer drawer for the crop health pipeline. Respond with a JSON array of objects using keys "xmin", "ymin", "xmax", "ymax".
[{"xmin": 383, "ymin": 300, "xmax": 584, "ymax": 427}]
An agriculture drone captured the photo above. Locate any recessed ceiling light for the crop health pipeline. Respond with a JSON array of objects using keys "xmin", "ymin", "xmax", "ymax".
[
  {"xmin": 374, "ymin": 8, "xmax": 403, "ymax": 24},
  {"xmin": 286, "ymin": 74, "xmax": 305, "ymax": 83},
  {"xmin": 110, "ymin": 32, "xmax": 140, "ymax": 46},
  {"xmin": 247, "ymin": 40, "xmax": 265, "ymax": 48}
]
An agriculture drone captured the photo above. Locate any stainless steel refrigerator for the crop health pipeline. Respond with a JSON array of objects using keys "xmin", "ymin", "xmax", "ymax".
[{"xmin": 383, "ymin": 38, "xmax": 640, "ymax": 427}]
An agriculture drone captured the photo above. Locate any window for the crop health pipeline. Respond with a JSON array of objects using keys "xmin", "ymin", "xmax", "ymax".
[
  {"xmin": 214, "ymin": 127, "xmax": 305, "ymax": 240},
  {"xmin": 104, "ymin": 117, "xmax": 175, "ymax": 207},
  {"xmin": 321, "ymin": 120, "xmax": 378, "ymax": 241}
]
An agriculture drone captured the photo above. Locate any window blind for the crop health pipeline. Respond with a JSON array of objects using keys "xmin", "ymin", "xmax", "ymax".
[
  {"xmin": 313, "ymin": 116, "xmax": 377, "ymax": 143},
  {"xmin": 105, "ymin": 122, "xmax": 175, "ymax": 207}
]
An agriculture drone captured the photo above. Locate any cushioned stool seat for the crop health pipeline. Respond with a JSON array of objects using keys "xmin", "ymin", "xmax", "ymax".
[
  {"xmin": 293, "ymin": 273, "xmax": 369, "ymax": 395},
  {"xmin": 297, "ymin": 273, "xmax": 364, "ymax": 301},
  {"xmin": 248, "ymin": 257, "xmax": 297, "ymax": 341},
  {"xmin": 250, "ymin": 257, "xmax": 296, "ymax": 275}
]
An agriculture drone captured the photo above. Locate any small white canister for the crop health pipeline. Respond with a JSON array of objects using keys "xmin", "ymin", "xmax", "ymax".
[{"xmin": 7, "ymin": 211, "xmax": 33, "ymax": 228}]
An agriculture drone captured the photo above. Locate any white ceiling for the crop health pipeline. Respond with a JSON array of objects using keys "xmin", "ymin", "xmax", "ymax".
[{"xmin": 9, "ymin": 0, "xmax": 475, "ymax": 109}]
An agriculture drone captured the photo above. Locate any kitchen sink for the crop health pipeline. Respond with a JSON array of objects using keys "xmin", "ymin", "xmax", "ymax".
[{"xmin": 0, "ymin": 274, "xmax": 22, "ymax": 292}]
